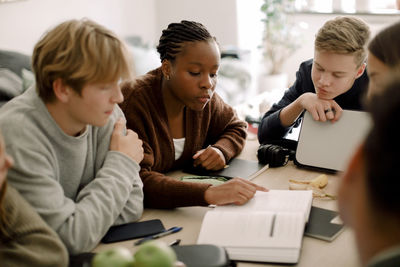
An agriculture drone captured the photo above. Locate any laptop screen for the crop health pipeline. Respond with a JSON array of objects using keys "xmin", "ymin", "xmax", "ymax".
[{"xmin": 295, "ymin": 110, "xmax": 371, "ymax": 172}]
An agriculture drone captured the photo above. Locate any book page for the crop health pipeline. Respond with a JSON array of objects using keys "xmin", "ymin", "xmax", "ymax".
[
  {"xmin": 214, "ymin": 190, "xmax": 313, "ymax": 221},
  {"xmin": 197, "ymin": 210, "xmax": 304, "ymax": 249}
]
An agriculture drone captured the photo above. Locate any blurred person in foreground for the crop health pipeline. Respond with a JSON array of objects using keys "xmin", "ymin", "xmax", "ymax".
[{"xmin": 338, "ymin": 75, "xmax": 400, "ymax": 267}]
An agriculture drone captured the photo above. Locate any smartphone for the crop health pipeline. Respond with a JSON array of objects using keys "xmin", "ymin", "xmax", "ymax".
[{"xmin": 101, "ymin": 219, "xmax": 165, "ymax": 243}]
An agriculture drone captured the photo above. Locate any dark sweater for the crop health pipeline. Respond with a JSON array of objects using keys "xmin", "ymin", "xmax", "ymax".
[
  {"xmin": 120, "ymin": 68, "xmax": 247, "ymax": 208},
  {"xmin": 258, "ymin": 59, "xmax": 369, "ymax": 144}
]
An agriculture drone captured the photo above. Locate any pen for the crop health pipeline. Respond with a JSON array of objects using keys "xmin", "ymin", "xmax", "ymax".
[
  {"xmin": 134, "ymin": 227, "xmax": 183, "ymax": 246},
  {"xmin": 169, "ymin": 239, "xmax": 181, "ymax": 246}
]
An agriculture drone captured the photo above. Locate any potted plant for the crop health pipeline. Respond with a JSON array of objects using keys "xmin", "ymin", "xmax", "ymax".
[{"xmin": 259, "ymin": 0, "xmax": 303, "ymax": 92}]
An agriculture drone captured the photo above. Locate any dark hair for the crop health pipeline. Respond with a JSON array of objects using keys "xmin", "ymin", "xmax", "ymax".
[
  {"xmin": 156, "ymin": 20, "xmax": 216, "ymax": 62},
  {"xmin": 364, "ymin": 76, "xmax": 400, "ymax": 215},
  {"xmin": 368, "ymin": 21, "xmax": 400, "ymax": 68}
]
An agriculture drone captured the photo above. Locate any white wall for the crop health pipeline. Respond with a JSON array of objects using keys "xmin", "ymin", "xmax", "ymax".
[
  {"xmin": 0, "ymin": 0, "xmax": 238, "ymax": 54},
  {"xmin": 154, "ymin": 0, "xmax": 238, "ymax": 48},
  {"xmin": 1, "ymin": 0, "xmax": 398, "ymax": 84},
  {"xmin": 283, "ymin": 13, "xmax": 400, "ymax": 85},
  {"xmin": 0, "ymin": 0, "xmax": 157, "ymax": 54},
  {"xmin": 235, "ymin": 0, "xmax": 400, "ymax": 87}
]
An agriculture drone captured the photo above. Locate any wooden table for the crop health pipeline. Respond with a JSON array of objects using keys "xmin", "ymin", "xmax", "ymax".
[{"xmin": 94, "ymin": 137, "xmax": 361, "ymax": 267}]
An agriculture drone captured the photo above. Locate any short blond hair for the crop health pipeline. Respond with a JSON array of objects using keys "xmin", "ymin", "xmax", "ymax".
[
  {"xmin": 32, "ymin": 18, "xmax": 133, "ymax": 102},
  {"xmin": 315, "ymin": 16, "xmax": 370, "ymax": 67}
]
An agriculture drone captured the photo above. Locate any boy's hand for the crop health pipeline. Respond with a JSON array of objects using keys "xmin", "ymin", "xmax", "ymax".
[
  {"xmin": 300, "ymin": 93, "xmax": 343, "ymax": 122},
  {"xmin": 110, "ymin": 118, "xmax": 144, "ymax": 164},
  {"xmin": 193, "ymin": 146, "xmax": 226, "ymax": 170},
  {"xmin": 204, "ymin": 178, "xmax": 268, "ymax": 205}
]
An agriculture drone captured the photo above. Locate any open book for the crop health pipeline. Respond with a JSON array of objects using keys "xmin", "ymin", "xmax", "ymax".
[{"xmin": 197, "ymin": 190, "xmax": 313, "ymax": 263}]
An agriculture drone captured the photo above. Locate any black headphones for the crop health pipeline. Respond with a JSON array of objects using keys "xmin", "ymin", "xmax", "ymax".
[{"xmin": 257, "ymin": 144, "xmax": 295, "ymax": 167}]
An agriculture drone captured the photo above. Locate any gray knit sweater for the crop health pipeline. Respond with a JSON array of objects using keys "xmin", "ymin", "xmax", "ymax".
[{"xmin": 0, "ymin": 87, "xmax": 143, "ymax": 254}]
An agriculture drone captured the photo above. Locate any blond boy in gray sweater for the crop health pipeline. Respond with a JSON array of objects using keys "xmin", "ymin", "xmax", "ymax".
[{"xmin": 0, "ymin": 19, "xmax": 144, "ymax": 254}]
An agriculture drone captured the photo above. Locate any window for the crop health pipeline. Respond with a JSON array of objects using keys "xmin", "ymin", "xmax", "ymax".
[{"xmin": 295, "ymin": 0, "xmax": 398, "ymax": 13}]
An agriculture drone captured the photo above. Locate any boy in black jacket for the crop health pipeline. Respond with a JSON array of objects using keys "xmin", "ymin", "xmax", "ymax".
[{"xmin": 258, "ymin": 16, "xmax": 370, "ymax": 144}]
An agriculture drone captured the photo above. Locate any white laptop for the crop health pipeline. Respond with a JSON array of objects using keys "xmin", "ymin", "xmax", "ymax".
[{"xmin": 294, "ymin": 110, "xmax": 371, "ymax": 172}]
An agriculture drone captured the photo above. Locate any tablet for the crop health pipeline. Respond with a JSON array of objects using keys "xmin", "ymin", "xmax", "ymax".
[{"xmin": 294, "ymin": 110, "xmax": 371, "ymax": 172}]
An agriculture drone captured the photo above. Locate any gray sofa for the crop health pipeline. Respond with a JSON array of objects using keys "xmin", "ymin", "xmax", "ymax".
[{"xmin": 0, "ymin": 49, "xmax": 34, "ymax": 107}]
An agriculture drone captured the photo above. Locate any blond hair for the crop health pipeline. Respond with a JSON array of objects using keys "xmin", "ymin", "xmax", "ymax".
[
  {"xmin": 32, "ymin": 18, "xmax": 133, "ymax": 102},
  {"xmin": 315, "ymin": 16, "xmax": 370, "ymax": 67}
]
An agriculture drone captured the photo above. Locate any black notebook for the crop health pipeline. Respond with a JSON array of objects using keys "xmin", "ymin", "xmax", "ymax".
[
  {"xmin": 304, "ymin": 206, "xmax": 344, "ymax": 241},
  {"xmin": 183, "ymin": 158, "xmax": 268, "ymax": 180},
  {"xmin": 101, "ymin": 219, "xmax": 165, "ymax": 243}
]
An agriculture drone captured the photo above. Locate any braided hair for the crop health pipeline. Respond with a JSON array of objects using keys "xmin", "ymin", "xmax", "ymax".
[{"xmin": 156, "ymin": 20, "xmax": 216, "ymax": 62}]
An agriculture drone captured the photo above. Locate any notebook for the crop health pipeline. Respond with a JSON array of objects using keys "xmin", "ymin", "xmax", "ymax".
[
  {"xmin": 183, "ymin": 158, "xmax": 269, "ymax": 180},
  {"xmin": 295, "ymin": 110, "xmax": 371, "ymax": 172},
  {"xmin": 101, "ymin": 219, "xmax": 165, "ymax": 243},
  {"xmin": 304, "ymin": 206, "xmax": 344, "ymax": 241},
  {"xmin": 197, "ymin": 190, "xmax": 313, "ymax": 263}
]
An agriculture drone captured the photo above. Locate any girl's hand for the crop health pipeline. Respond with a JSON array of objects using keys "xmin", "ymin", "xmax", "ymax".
[
  {"xmin": 193, "ymin": 146, "xmax": 226, "ymax": 170},
  {"xmin": 204, "ymin": 178, "xmax": 268, "ymax": 205}
]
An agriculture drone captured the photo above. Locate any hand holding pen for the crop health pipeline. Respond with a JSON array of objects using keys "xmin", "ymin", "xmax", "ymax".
[{"xmin": 134, "ymin": 226, "xmax": 182, "ymax": 246}]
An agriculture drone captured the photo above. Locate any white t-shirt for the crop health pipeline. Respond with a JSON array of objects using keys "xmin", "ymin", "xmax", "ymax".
[{"xmin": 173, "ymin": 138, "xmax": 185, "ymax": 160}]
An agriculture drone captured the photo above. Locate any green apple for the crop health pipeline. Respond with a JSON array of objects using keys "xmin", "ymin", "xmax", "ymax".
[
  {"xmin": 92, "ymin": 246, "xmax": 135, "ymax": 267},
  {"xmin": 134, "ymin": 240, "xmax": 177, "ymax": 267}
]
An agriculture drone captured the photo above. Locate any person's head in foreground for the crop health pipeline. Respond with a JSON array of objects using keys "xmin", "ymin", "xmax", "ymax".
[
  {"xmin": 338, "ymin": 76, "xmax": 400, "ymax": 267},
  {"xmin": 312, "ymin": 16, "xmax": 370, "ymax": 101},
  {"xmin": 367, "ymin": 20, "xmax": 400, "ymax": 98},
  {"xmin": 157, "ymin": 20, "xmax": 220, "ymax": 112},
  {"xmin": 33, "ymin": 18, "xmax": 133, "ymax": 135}
]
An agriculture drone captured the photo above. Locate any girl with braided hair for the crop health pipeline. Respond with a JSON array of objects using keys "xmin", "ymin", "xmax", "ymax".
[{"xmin": 120, "ymin": 20, "xmax": 267, "ymax": 208}]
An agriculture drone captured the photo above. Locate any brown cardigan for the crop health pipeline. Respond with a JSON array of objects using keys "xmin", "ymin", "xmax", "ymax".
[{"xmin": 120, "ymin": 68, "xmax": 247, "ymax": 208}]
